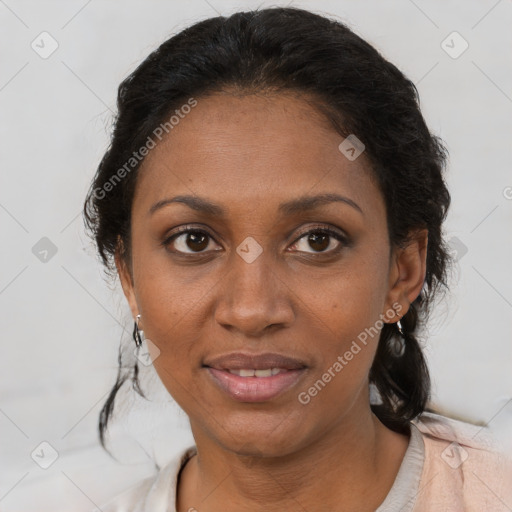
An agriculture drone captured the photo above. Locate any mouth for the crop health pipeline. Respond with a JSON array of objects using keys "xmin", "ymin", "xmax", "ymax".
[
  {"xmin": 202, "ymin": 352, "xmax": 308, "ymax": 402},
  {"xmin": 204, "ymin": 367, "xmax": 307, "ymax": 402},
  {"xmin": 221, "ymin": 368, "xmax": 291, "ymax": 377}
]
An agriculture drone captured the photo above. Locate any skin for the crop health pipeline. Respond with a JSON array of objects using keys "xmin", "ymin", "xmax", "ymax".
[{"xmin": 117, "ymin": 91, "xmax": 428, "ymax": 512}]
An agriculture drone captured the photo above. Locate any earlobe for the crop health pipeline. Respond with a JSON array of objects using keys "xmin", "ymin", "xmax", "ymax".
[
  {"xmin": 114, "ymin": 248, "xmax": 139, "ymax": 319},
  {"xmin": 385, "ymin": 229, "xmax": 428, "ymax": 314}
]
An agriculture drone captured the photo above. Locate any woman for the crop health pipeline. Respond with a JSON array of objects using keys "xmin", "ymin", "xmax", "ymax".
[{"xmin": 83, "ymin": 6, "xmax": 512, "ymax": 511}]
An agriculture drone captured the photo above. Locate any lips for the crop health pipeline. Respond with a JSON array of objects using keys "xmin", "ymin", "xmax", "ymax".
[
  {"xmin": 205, "ymin": 367, "xmax": 306, "ymax": 402},
  {"xmin": 203, "ymin": 352, "xmax": 308, "ymax": 402},
  {"xmin": 203, "ymin": 351, "xmax": 307, "ymax": 371}
]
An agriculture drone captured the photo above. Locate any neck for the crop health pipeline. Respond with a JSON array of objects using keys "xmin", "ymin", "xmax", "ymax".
[{"xmin": 177, "ymin": 401, "xmax": 410, "ymax": 512}]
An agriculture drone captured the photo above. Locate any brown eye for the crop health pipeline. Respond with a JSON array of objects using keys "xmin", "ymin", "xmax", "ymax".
[
  {"xmin": 290, "ymin": 227, "xmax": 346, "ymax": 254},
  {"xmin": 165, "ymin": 229, "xmax": 219, "ymax": 254},
  {"xmin": 308, "ymin": 232, "xmax": 330, "ymax": 252}
]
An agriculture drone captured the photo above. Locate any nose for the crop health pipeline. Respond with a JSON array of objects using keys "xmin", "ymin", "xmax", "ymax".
[{"xmin": 214, "ymin": 249, "xmax": 295, "ymax": 337}]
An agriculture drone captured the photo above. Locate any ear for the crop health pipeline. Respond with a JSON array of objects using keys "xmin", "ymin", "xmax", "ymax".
[
  {"xmin": 115, "ymin": 243, "xmax": 139, "ymax": 320},
  {"xmin": 384, "ymin": 228, "xmax": 428, "ymax": 316}
]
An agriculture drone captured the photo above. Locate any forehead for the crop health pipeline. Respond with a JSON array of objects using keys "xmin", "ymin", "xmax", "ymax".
[{"xmin": 133, "ymin": 92, "xmax": 383, "ymax": 219}]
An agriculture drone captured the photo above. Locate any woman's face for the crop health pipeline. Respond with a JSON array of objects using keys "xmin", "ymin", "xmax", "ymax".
[{"xmin": 118, "ymin": 92, "xmax": 425, "ymax": 456}]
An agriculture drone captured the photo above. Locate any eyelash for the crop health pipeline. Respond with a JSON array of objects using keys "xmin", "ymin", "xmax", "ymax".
[{"xmin": 162, "ymin": 224, "xmax": 349, "ymax": 256}]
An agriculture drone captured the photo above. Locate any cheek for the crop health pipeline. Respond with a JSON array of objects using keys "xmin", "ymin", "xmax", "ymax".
[
  {"xmin": 294, "ymin": 296, "xmax": 381, "ymax": 422},
  {"xmin": 132, "ymin": 234, "xmax": 215, "ymax": 334},
  {"xmin": 295, "ymin": 246, "xmax": 389, "ymax": 347},
  {"xmin": 290, "ymin": 250, "xmax": 389, "ymax": 406},
  {"xmin": 130, "ymin": 249, "xmax": 219, "ymax": 403}
]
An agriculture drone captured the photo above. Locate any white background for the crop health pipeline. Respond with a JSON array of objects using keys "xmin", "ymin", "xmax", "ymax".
[{"xmin": 1, "ymin": 0, "xmax": 511, "ymax": 510}]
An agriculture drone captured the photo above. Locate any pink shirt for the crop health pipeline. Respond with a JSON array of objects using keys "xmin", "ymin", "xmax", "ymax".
[
  {"xmin": 99, "ymin": 412, "xmax": 512, "ymax": 511},
  {"xmin": 408, "ymin": 412, "xmax": 512, "ymax": 511}
]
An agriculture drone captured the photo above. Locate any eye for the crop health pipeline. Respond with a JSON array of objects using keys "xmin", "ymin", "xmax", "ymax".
[
  {"xmin": 163, "ymin": 224, "xmax": 349, "ymax": 256},
  {"xmin": 289, "ymin": 226, "xmax": 347, "ymax": 254},
  {"xmin": 163, "ymin": 226, "xmax": 220, "ymax": 254}
]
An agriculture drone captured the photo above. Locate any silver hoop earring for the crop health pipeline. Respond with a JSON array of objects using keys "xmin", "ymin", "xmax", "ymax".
[
  {"xmin": 396, "ymin": 318, "xmax": 404, "ymax": 336},
  {"xmin": 133, "ymin": 314, "xmax": 145, "ymax": 348},
  {"xmin": 389, "ymin": 311, "xmax": 405, "ymax": 357}
]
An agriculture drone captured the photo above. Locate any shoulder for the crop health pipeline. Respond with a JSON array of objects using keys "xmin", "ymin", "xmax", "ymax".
[
  {"xmin": 410, "ymin": 411, "xmax": 512, "ymax": 512},
  {"xmin": 98, "ymin": 475, "xmax": 154, "ymax": 512},
  {"xmin": 97, "ymin": 445, "xmax": 197, "ymax": 512}
]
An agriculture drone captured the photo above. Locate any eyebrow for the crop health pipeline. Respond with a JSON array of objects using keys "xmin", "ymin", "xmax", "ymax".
[{"xmin": 149, "ymin": 193, "xmax": 363, "ymax": 217}]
